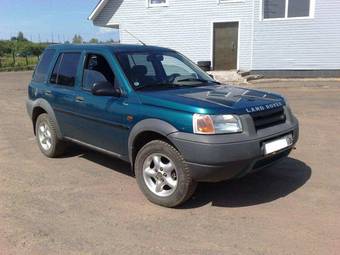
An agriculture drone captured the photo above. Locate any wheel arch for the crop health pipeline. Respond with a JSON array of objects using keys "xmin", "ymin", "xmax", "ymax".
[
  {"xmin": 128, "ymin": 119, "xmax": 179, "ymax": 167},
  {"xmin": 30, "ymin": 99, "xmax": 62, "ymax": 138}
]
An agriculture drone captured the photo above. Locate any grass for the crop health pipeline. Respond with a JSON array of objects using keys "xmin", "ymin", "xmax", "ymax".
[{"xmin": 0, "ymin": 65, "xmax": 35, "ymax": 72}]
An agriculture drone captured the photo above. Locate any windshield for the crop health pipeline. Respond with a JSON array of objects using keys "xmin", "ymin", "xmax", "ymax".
[{"xmin": 115, "ymin": 51, "xmax": 217, "ymax": 90}]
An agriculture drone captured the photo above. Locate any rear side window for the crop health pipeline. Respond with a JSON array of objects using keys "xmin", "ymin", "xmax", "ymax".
[
  {"xmin": 50, "ymin": 52, "xmax": 81, "ymax": 87},
  {"xmin": 32, "ymin": 49, "xmax": 56, "ymax": 83}
]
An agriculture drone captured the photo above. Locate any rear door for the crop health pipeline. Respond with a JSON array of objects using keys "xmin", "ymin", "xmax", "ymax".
[
  {"xmin": 29, "ymin": 48, "xmax": 56, "ymax": 101},
  {"xmin": 47, "ymin": 51, "xmax": 82, "ymax": 139}
]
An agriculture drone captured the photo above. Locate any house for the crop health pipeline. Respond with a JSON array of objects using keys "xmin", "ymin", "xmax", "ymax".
[{"xmin": 89, "ymin": 0, "xmax": 340, "ymax": 77}]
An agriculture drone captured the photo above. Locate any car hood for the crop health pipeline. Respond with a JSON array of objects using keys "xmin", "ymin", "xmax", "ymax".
[{"xmin": 136, "ymin": 85, "xmax": 285, "ymax": 115}]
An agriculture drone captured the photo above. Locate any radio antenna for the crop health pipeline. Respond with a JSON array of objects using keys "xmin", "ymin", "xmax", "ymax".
[{"xmin": 123, "ymin": 29, "xmax": 147, "ymax": 46}]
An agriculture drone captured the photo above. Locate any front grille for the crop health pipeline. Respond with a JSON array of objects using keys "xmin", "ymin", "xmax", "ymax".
[{"xmin": 251, "ymin": 107, "xmax": 286, "ymax": 130}]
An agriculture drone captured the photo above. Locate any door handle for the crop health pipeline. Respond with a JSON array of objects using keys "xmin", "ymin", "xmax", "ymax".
[
  {"xmin": 75, "ymin": 96, "xmax": 85, "ymax": 103},
  {"xmin": 231, "ymin": 41, "xmax": 235, "ymax": 51}
]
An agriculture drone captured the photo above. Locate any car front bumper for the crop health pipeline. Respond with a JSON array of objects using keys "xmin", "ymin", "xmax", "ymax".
[{"xmin": 168, "ymin": 109, "xmax": 299, "ymax": 182}]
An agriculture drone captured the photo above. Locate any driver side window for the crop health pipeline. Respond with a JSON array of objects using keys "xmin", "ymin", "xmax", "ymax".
[{"xmin": 82, "ymin": 53, "xmax": 115, "ymax": 91}]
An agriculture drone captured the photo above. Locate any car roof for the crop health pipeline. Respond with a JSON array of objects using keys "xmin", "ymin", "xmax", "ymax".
[{"xmin": 47, "ymin": 43, "xmax": 174, "ymax": 53}]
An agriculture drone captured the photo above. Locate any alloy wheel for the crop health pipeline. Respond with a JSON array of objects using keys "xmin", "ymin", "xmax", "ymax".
[
  {"xmin": 38, "ymin": 122, "xmax": 52, "ymax": 151},
  {"xmin": 142, "ymin": 153, "xmax": 178, "ymax": 197}
]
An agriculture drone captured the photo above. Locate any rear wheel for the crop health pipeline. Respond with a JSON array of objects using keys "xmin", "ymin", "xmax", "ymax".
[
  {"xmin": 35, "ymin": 113, "xmax": 66, "ymax": 158},
  {"xmin": 135, "ymin": 140, "xmax": 197, "ymax": 207}
]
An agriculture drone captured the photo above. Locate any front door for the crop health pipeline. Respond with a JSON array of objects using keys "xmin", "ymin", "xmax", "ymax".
[
  {"xmin": 74, "ymin": 52, "xmax": 129, "ymax": 156},
  {"xmin": 213, "ymin": 22, "xmax": 238, "ymax": 70}
]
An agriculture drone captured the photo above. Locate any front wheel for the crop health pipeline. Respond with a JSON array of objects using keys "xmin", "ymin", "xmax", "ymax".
[{"xmin": 134, "ymin": 140, "xmax": 197, "ymax": 207}]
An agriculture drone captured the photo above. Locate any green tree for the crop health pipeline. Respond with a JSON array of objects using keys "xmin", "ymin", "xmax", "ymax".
[
  {"xmin": 0, "ymin": 38, "xmax": 48, "ymax": 68},
  {"xmin": 18, "ymin": 47, "xmax": 30, "ymax": 65},
  {"xmin": 0, "ymin": 41, "xmax": 7, "ymax": 57},
  {"xmin": 17, "ymin": 32, "xmax": 27, "ymax": 41},
  {"xmin": 0, "ymin": 41, "xmax": 6, "ymax": 67},
  {"xmin": 72, "ymin": 34, "xmax": 83, "ymax": 44},
  {"xmin": 30, "ymin": 44, "xmax": 45, "ymax": 57},
  {"xmin": 89, "ymin": 38, "xmax": 99, "ymax": 44}
]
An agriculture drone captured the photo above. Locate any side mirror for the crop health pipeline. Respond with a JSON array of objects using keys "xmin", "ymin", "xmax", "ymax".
[
  {"xmin": 91, "ymin": 81, "xmax": 121, "ymax": 97},
  {"xmin": 208, "ymin": 74, "xmax": 215, "ymax": 79}
]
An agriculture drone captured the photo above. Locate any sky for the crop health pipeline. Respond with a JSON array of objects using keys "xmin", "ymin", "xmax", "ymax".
[{"xmin": 0, "ymin": 0, "xmax": 119, "ymax": 42}]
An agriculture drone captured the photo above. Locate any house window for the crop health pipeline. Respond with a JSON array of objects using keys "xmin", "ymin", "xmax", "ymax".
[
  {"xmin": 263, "ymin": 0, "xmax": 312, "ymax": 19},
  {"xmin": 288, "ymin": 0, "xmax": 310, "ymax": 17},
  {"xmin": 148, "ymin": 0, "xmax": 169, "ymax": 7}
]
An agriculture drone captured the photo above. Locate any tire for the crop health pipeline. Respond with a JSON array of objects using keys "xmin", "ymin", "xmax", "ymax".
[
  {"xmin": 134, "ymin": 140, "xmax": 197, "ymax": 207},
  {"xmin": 35, "ymin": 113, "xmax": 66, "ymax": 158}
]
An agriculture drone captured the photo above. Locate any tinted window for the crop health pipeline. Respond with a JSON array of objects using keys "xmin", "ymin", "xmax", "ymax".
[
  {"xmin": 264, "ymin": 0, "xmax": 286, "ymax": 19},
  {"xmin": 288, "ymin": 0, "xmax": 310, "ymax": 17},
  {"xmin": 50, "ymin": 54, "xmax": 62, "ymax": 84},
  {"xmin": 82, "ymin": 54, "xmax": 115, "ymax": 90},
  {"xmin": 32, "ymin": 49, "xmax": 56, "ymax": 83},
  {"xmin": 50, "ymin": 53, "xmax": 81, "ymax": 87}
]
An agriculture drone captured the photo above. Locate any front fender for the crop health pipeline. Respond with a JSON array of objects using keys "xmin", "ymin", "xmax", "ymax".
[{"xmin": 128, "ymin": 119, "xmax": 178, "ymax": 162}]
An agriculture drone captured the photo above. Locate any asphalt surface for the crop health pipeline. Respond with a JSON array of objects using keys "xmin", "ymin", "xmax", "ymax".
[{"xmin": 0, "ymin": 71, "xmax": 339, "ymax": 255}]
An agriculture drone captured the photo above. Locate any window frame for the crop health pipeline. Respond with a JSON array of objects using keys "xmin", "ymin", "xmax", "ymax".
[
  {"xmin": 146, "ymin": 0, "xmax": 169, "ymax": 8},
  {"xmin": 261, "ymin": 0, "xmax": 315, "ymax": 21},
  {"xmin": 49, "ymin": 51, "xmax": 82, "ymax": 88}
]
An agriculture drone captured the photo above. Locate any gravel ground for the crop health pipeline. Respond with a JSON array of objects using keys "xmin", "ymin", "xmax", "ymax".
[{"xmin": 0, "ymin": 71, "xmax": 339, "ymax": 255}]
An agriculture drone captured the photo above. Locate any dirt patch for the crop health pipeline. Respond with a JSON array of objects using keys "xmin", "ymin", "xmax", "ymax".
[{"xmin": 0, "ymin": 71, "xmax": 339, "ymax": 254}]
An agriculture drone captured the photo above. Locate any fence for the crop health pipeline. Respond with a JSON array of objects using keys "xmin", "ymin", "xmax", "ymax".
[{"xmin": 0, "ymin": 55, "xmax": 38, "ymax": 72}]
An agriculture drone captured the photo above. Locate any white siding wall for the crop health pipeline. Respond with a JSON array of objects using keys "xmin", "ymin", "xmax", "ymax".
[
  {"xmin": 252, "ymin": 0, "xmax": 340, "ymax": 70},
  {"xmin": 94, "ymin": 0, "xmax": 253, "ymax": 70},
  {"xmin": 94, "ymin": 0, "xmax": 340, "ymax": 71}
]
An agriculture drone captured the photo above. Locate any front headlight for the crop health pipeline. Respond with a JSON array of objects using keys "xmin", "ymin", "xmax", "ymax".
[{"xmin": 193, "ymin": 114, "xmax": 242, "ymax": 134}]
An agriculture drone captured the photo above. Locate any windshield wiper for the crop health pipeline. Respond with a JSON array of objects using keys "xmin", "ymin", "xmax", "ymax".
[
  {"xmin": 134, "ymin": 83, "xmax": 181, "ymax": 91},
  {"xmin": 134, "ymin": 79, "xmax": 221, "ymax": 90},
  {"xmin": 177, "ymin": 78, "xmax": 221, "ymax": 84}
]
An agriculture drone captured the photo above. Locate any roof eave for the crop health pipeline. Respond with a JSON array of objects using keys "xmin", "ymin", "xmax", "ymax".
[{"xmin": 88, "ymin": 0, "xmax": 109, "ymax": 21}]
